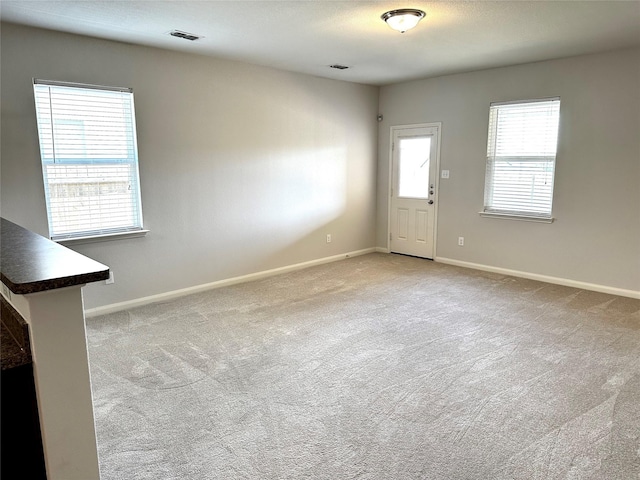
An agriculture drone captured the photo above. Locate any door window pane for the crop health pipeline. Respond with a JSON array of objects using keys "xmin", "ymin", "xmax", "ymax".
[{"xmin": 398, "ymin": 137, "xmax": 431, "ymax": 198}]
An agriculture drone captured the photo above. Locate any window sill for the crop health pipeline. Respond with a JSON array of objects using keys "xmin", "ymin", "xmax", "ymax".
[
  {"xmin": 479, "ymin": 212, "xmax": 554, "ymax": 223},
  {"xmin": 55, "ymin": 229, "xmax": 150, "ymax": 246}
]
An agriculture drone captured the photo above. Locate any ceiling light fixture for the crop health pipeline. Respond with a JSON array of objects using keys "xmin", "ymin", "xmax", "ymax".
[{"xmin": 381, "ymin": 8, "xmax": 425, "ymax": 33}]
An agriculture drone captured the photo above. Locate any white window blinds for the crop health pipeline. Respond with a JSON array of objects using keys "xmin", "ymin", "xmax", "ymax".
[
  {"xmin": 484, "ymin": 98, "xmax": 560, "ymax": 218},
  {"xmin": 33, "ymin": 79, "xmax": 144, "ymax": 240}
]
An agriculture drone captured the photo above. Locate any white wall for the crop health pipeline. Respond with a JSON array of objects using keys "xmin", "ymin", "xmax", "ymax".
[
  {"xmin": 2, "ymin": 23, "xmax": 638, "ymax": 304},
  {"xmin": 378, "ymin": 48, "xmax": 640, "ymax": 293},
  {"xmin": 0, "ymin": 23, "xmax": 379, "ymax": 309}
]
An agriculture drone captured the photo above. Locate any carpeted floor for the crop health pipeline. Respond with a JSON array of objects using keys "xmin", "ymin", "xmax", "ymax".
[{"xmin": 86, "ymin": 253, "xmax": 640, "ymax": 479}]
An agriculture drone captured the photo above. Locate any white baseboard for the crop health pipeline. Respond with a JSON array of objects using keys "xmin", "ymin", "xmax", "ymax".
[
  {"xmin": 85, "ymin": 248, "xmax": 376, "ymax": 318},
  {"xmin": 435, "ymin": 257, "xmax": 640, "ymax": 300},
  {"xmin": 375, "ymin": 247, "xmax": 390, "ymax": 253}
]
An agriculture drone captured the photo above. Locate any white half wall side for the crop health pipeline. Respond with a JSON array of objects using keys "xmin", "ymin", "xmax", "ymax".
[
  {"xmin": 378, "ymin": 48, "xmax": 640, "ymax": 293},
  {"xmin": 0, "ymin": 23, "xmax": 379, "ymax": 309}
]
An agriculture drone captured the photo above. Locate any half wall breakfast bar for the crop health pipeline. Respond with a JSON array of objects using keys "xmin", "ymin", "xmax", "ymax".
[{"xmin": 1, "ymin": 217, "xmax": 109, "ymax": 480}]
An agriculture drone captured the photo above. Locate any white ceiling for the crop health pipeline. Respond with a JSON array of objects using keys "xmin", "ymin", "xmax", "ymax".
[{"xmin": 2, "ymin": 1, "xmax": 640, "ymax": 86}]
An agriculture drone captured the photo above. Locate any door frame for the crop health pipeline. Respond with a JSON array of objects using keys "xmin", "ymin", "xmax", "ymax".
[{"xmin": 386, "ymin": 122, "xmax": 442, "ymax": 258}]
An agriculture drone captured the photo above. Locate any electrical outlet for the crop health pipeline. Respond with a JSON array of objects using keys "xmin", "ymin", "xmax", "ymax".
[
  {"xmin": 105, "ymin": 271, "xmax": 115, "ymax": 285},
  {"xmin": 326, "ymin": 234, "xmax": 332, "ymax": 243},
  {"xmin": 1, "ymin": 283, "xmax": 10, "ymax": 300},
  {"xmin": 441, "ymin": 170, "xmax": 450, "ymax": 179},
  {"xmin": 458, "ymin": 236, "xmax": 464, "ymax": 246}
]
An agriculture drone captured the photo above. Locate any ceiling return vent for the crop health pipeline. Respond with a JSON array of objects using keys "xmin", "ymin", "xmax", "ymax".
[{"xmin": 169, "ymin": 30, "xmax": 203, "ymax": 41}]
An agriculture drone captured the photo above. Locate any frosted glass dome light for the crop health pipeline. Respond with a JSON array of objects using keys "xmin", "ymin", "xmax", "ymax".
[{"xmin": 381, "ymin": 9, "xmax": 426, "ymax": 33}]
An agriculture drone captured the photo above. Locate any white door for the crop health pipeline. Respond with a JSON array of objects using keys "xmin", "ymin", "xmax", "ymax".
[{"xmin": 389, "ymin": 124, "xmax": 440, "ymax": 259}]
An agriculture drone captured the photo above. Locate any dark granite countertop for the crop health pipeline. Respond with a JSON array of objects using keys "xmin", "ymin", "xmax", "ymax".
[
  {"xmin": 0, "ymin": 218, "xmax": 109, "ymax": 295},
  {"xmin": 1, "ymin": 321, "xmax": 31, "ymax": 370},
  {"xmin": 1, "ymin": 295, "xmax": 32, "ymax": 370}
]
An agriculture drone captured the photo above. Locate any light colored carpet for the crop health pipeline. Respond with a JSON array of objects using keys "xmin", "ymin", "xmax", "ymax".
[{"xmin": 86, "ymin": 253, "xmax": 640, "ymax": 479}]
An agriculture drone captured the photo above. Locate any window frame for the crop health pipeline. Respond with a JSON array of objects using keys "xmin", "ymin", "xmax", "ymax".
[
  {"xmin": 33, "ymin": 79, "xmax": 147, "ymax": 242},
  {"xmin": 480, "ymin": 97, "xmax": 561, "ymax": 223}
]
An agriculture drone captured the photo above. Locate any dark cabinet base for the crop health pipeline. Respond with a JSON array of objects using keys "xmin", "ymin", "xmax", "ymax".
[{"xmin": 1, "ymin": 363, "xmax": 47, "ymax": 479}]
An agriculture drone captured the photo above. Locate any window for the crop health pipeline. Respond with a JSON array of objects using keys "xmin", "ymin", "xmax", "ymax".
[
  {"xmin": 33, "ymin": 79, "xmax": 144, "ymax": 241},
  {"xmin": 398, "ymin": 136, "xmax": 431, "ymax": 198},
  {"xmin": 482, "ymin": 97, "xmax": 560, "ymax": 221}
]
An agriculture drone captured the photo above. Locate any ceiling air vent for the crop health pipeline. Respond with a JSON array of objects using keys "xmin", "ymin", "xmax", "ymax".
[
  {"xmin": 169, "ymin": 30, "xmax": 203, "ymax": 41},
  {"xmin": 329, "ymin": 64, "xmax": 349, "ymax": 70}
]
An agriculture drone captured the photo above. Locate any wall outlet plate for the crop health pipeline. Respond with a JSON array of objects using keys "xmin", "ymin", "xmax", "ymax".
[{"xmin": 1, "ymin": 283, "xmax": 11, "ymax": 301}]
